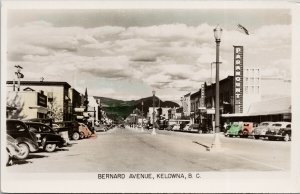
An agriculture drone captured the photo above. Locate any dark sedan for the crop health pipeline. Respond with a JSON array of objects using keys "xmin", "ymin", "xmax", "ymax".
[
  {"xmin": 24, "ymin": 122, "xmax": 65, "ymax": 152},
  {"xmin": 6, "ymin": 119, "xmax": 39, "ymax": 159}
]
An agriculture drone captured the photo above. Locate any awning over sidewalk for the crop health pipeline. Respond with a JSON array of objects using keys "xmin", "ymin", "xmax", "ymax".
[{"xmin": 222, "ymin": 96, "xmax": 291, "ymax": 117}]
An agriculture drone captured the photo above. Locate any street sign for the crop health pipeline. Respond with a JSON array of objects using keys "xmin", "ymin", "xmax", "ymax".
[
  {"xmin": 206, "ymin": 109, "xmax": 215, "ymax": 114},
  {"xmin": 74, "ymin": 107, "xmax": 85, "ymax": 112}
]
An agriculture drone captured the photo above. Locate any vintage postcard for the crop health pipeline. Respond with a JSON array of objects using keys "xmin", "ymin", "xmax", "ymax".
[{"xmin": 1, "ymin": 0, "xmax": 300, "ymax": 193}]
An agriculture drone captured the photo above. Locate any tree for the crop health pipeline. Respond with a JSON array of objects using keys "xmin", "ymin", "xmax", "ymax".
[
  {"xmin": 47, "ymin": 97, "xmax": 63, "ymax": 122},
  {"xmin": 6, "ymin": 93, "xmax": 26, "ymax": 119}
]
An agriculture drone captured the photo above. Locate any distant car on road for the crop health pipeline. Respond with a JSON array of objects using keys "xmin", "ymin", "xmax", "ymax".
[
  {"xmin": 252, "ymin": 121, "xmax": 275, "ymax": 139},
  {"xmin": 265, "ymin": 122, "xmax": 291, "ymax": 141},
  {"xmin": 6, "ymin": 119, "xmax": 39, "ymax": 159},
  {"xmin": 24, "ymin": 121, "xmax": 65, "ymax": 152}
]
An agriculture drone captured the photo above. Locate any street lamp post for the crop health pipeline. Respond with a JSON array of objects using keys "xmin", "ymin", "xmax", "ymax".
[
  {"xmin": 141, "ymin": 101, "xmax": 144, "ymax": 132},
  {"xmin": 152, "ymin": 90, "xmax": 157, "ymax": 135},
  {"xmin": 211, "ymin": 25, "xmax": 222, "ymax": 150}
]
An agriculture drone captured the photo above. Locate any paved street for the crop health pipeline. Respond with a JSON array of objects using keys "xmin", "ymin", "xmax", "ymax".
[{"xmin": 7, "ymin": 127, "xmax": 290, "ymax": 172}]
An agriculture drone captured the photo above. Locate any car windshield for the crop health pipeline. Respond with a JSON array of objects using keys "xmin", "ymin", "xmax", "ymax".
[
  {"xmin": 273, "ymin": 124, "xmax": 282, "ymax": 127},
  {"xmin": 40, "ymin": 125, "xmax": 52, "ymax": 133},
  {"xmin": 261, "ymin": 123, "xmax": 270, "ymax": 126}
]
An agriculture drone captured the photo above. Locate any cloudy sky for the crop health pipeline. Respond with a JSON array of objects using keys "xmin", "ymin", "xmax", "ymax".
[{"xmin": 6, "ymin": 9, "xmax": 291, "ymax": 101}]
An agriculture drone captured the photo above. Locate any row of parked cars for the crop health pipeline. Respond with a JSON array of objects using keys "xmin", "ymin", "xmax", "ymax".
[
  {"xmin": 5, "ymin": 119, "xmax": 96, "ymax": 166},
  {"xmin": 165, "ymin": 123, "xmax": 211, "ymax": 133},
  {"xmin": 160, "ymin": 120, "xmax": 291, "ymax": 142},
  {"xmin": 225, "ymin": 121, "xmax": 292, "ymax": 141}
]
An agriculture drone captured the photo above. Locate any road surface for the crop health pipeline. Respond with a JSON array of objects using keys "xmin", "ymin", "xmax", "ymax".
[{"xmin": 6, "ymin": 126, "xmax": 290, "ymax": 172}]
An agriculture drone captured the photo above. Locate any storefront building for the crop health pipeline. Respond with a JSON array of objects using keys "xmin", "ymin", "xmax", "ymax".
[
  {"xmin": 7, "ymin": 90, "xmax": 48, "ymax": 120},
  {"xmin": 7, "ymin": 81, "xmax": 74, "ymax": 121}
]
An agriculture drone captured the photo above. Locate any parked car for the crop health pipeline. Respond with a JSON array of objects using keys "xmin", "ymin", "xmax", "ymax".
[
  {"xmin": 24, "ymin": 122, "xmax": 65, "ymax": 152},
  {"xmin": 165, "ymin": 124, "xmax": 174, "ymax": 131},
  {"xmin": 252, "ymin": 121, "xmax": 275, "ymax": 139},
  {"xmin": 226, "ymin": 122, "xmax": 253, "ymax": 137},
  {"xmin": 6, "ymin": 135, "xmax": 23, "ymax": 165},
  {"xmin": 6, "ymin": 119, "xmax": 39, "ymax": 159},
  {"xmin": 265, "ymin": 122, "xmax": 291, "ymax": 141},
  {"xmin": 78, "ymin": 122, "xmax": 92, "ymax": 139},
  {"xmin": 226, "ymin": 122, "xmax": 242, "ymax": 137},
  {"xmin": 172, "ymin": 124, "xmax": 181, "ymax": 131},
  {"xmin": 179, "ymin": 122, "xmax": 189, "ymax": 131},
  {"xmin": 190, "ymin": 124, "xmax": 203, "ymax": 133},
  {"xmin": 53, "ymin": 121, "xmax": 81, "ymax": 141},
  {"xmin": 183, "ymin": 124, "xmax": 191, "ymax": 131}
]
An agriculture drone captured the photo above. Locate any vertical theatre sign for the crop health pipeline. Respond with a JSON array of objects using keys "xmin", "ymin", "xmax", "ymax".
[
  {"xmin": 234, "ymin": 46, "xmax": 244, "ymax": 113},
  {"xmin": 199, "ymin": 84, "xmax": 205, "ymax": 110}
]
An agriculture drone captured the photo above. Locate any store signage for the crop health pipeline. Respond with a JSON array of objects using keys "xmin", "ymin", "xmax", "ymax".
[
  {"xmin": 76, "ymin": 116, "xmax": 84, "ymax": 119},
  {"xmin": 37, "ymin": 92, "xmax": 47, "ymax": 107},
  {"xmin": 74, "ymin": 108, "xmax": 85, "ymax": 112},
  {"xmin": 234, "ymin": 46, "xmax": 244, "ymax": 113},
  {"xmin": 206, "ymin": 108, "xmax": 215, "ymax": 114},
  {"xmin": 200, "ymin": 84, "xmax": 205, "ymax": 109}
]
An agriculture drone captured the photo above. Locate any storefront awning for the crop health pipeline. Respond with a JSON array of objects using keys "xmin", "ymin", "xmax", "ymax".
[
  {"xmin": 29, "ymin": 106, "xmax": 48, "ymax": 114},
  {"xmin": 222, "ymin": 96, "xmax": 291, "ymax": 117}
]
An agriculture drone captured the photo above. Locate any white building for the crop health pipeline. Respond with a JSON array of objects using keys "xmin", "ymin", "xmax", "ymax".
[
  {"xmin": 7, "ymin": 90, "xmax": 48, "ymax": 120},
  {"xmin": 6, "ymin": 81, "xmax": 78, "ymax": 121},
  {"xmin": 243, "ymin": 68, "xmax": 261, "ymax": 113},
  {"xmin": 148, "ymin": 107, "xmax": 172, "ymax": 124},
  {"xmin": 182, "ymin": 93, "xmax": 191, "ymax": 117}
]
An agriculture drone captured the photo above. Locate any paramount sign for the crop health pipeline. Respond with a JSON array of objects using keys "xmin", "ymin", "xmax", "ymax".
[
  {"xmin": 199, "ymin": 84, "xmax": 206, "ymax": 109},
  {"xmin": 234, "ymin": 46, "xmax": 244, "ymax": 113}
]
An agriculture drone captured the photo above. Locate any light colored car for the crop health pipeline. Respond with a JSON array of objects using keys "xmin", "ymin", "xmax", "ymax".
[
  {"xmin": 252, "ymin": 121, "xmax": 275, "ymax": 139},
  {"xmin": 265, "ymin": 122, "xmax": 291, "ymax": 141},
  {"xmin": 172, "ymin": 124, "xmax": 180, "ymax": 131},
  {"xmin": 78, "ymin": 123, "xmax": 92, "ymax": 139},
  {"xmin": 183, "ymin": 124, "xmax": 191, "ymax": 131}
]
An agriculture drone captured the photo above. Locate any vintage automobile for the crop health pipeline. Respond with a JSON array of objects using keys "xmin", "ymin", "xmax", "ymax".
[
  {"xmin": 252, "ymin": 121, "xmax": 275, "ymax": 139},
  {"xmin": 6, "ymin": 135, "xmax": 23, "ymax": 165},
  {"xmin": 186, "ymin": 124, "xmax": 203, "ymax": 133},
  {"xmin": 172, "ymin": 124, "xmax": 181, "ymax": 131},
  {"xmin": 183, "ymin": 124, "xmax": 191, "ymax": 131},
  {"xmin": 226, "ymin": 122, "xmax": 254, "ymax": 138},
  {"xmin": 53, "ymin": 121, "xmax": 81, "ymax": 141},
  {"xmin": 165, "ymin": 124, "xmax": 174, "ymax": 131},
  {"xmin": 6, "ymin": 119, "xmax": 39, "ymax": 159},
  {"xmin": 78, "ymin": 122, "xmax": 92, "ymax": 139},
  {"xmin": 24, "ymin": 121, "xmax": 65, "ymax": 152},
  {"xmin": 265, "ymin": 122, "xmax": 291, "ymax": 141}
]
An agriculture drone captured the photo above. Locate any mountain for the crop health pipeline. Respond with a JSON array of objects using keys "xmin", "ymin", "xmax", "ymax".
[{"xmin": 93, "ymin": 96, "xmax": 179, "ymax": 120}]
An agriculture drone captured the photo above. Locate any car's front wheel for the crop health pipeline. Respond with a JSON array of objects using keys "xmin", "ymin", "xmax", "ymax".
[
  {"xmin": 80, "ymin": 132, "xmax": 85, "ymax": 139},
  {"xmin": 15, "ymin": 143, "xmax": 30, "ymax": 160},
  {"xmin": 72, "ymin": 132, "xmax": 80, "ymax": 140},
  {"xmin": 254, "ymin": 135, "xmax": 260, "ymax": 139},
  {"xmin": 44, "ymin": 144, "xmax": 57, "ymax": 152}
]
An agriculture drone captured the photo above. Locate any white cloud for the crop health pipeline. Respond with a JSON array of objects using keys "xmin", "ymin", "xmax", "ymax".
[{"xmin": 7, "ymin": 21, "xmax": 291, "ymax": 100}]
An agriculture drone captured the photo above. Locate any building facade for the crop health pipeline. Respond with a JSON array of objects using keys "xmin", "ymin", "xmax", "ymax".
[
  {"xmin": 7, "ymin": 81, "xmax": 73, "ymax": 121},
  {"xmin": 182, "ymin": 93, "xmax": 191, "ymax": 117},
  {"xmin": 7, "ymin": 90, "xmax": 48, "ymax": 120}
]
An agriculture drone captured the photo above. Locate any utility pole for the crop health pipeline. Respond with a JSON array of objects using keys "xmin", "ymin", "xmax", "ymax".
[{"xmin": 14, "ymin": 65, "xmax": 24, "ymax": 91}]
